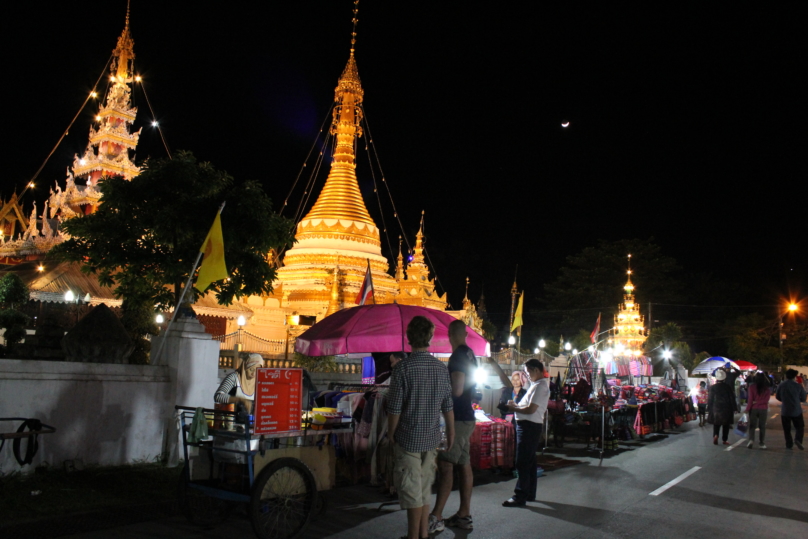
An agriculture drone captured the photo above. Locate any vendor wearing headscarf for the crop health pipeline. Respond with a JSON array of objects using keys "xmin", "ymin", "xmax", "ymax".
[{"xmin": 214, "ymin": 353, "xmax": 263, "ymax": 413}]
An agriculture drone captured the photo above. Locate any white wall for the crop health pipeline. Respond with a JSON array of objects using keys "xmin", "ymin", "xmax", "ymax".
[{"xmin": 0, "ymin": 360, "xmax": 171, "ymax": 475}]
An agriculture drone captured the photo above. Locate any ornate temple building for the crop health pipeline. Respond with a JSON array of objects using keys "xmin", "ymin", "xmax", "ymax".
[
  {"xmin": 1, "ymin": 4, "xmax": 485, "ymax": 351},
  {"xmin": 0, "ymin": 5, "xmax": 140, "ymax": 262},
  {"xmin": 608, "ymin": 255, "xmax": 647, "ymax": 356}
]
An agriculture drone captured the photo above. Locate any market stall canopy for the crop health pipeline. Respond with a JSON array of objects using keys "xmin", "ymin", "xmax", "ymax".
[
  {"xmin": 733, "ymin": 360, "xmax": 758, "ymax": 371},
  {"xmin": 691, "ymin": 356, "xmax": 740, "ymax": 375},
  {"xmin": 295, "ymin": 304, "xmax": 490, "ymax": 357}
]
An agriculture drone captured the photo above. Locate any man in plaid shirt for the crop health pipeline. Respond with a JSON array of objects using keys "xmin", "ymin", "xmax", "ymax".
[{"xmin": 387, "ymin": 316, "xmax": 454, "ymax": 539}]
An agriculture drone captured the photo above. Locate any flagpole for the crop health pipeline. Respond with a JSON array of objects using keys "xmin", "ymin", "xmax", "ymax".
[{"xmin": 152, "ymin": 201, "xmax": 226, "ymax": 365}]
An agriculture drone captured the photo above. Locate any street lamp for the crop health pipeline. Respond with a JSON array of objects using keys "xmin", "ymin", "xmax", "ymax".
[
  {"xmin": 564, "ymin": 342, "xmax": 571, "ymax": 352},
  {"xmin": 155, "ymin": 314, "xmax": 164, "ymax": 324},
  {"xmin": 780, "ymin": 302, "xmax": 799, "ymax": 372}
]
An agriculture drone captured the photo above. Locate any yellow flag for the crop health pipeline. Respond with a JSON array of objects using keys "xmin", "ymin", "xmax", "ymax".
[
  {"xmin": 511, "ymin": 291, "xmax": 524, "ymax": 332},
  {"xmin": 195, "ymin": 213, "xmax": 228, "ymax": 291}
]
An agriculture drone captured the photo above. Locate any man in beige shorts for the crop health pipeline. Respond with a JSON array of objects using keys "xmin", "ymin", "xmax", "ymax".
[
  {"xmin": 387, "ymin": 316, "xmax": 455, "ymax": 539},
  {"xmin": 429, "ymin": 320, "xmax": 477, "ymax": 533}
]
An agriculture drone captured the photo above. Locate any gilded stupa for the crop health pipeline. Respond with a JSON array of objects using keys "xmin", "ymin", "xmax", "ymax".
[
  {"xmin": 273, "ymin": 21, "xmax": 398, "ymax": 318},
  {"xmin": 610, "ymin": 255, "xmax": 647, "ymax": 355}
]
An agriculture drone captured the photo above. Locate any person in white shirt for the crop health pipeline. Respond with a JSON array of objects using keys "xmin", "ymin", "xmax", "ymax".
[{"xmin": 502, "ymin": 359, "xmax": 550, "ymax": 507}]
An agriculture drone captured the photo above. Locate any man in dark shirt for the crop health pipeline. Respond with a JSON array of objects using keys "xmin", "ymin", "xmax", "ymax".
[
  {"xmin": 775, "ymin": 369, "xmax": 807, "ymax": 449},
  {"xmin": 387, "ymin": 316, "xmax": 454, "ymax": 539},
  {"xmin": 429, "ymin": 320, "xmax": 477, "ymax": 534}
]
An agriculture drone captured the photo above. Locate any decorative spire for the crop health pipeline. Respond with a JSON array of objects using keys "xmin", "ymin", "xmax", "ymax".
[
  {"xmin": 113, "ymin": 0, "xmax": 135, "ymax": 83},
  {"xmin": 301, "ymin": 0, "xmax": 374, "ymax": 225},
  {"xmin": 405, "ymin": 211, "xmax": 430, "ymax": 281},
  {"xmin": 464, "ymin": 277, "xmax": 470, "ymax": 301},
  {"xmin": 70, "ymin": 1, "xmax": 140, "ymax": 188},
  {"xmin": 395, "ymin": 236, "xmax": 405, "ymax": 281},
  {"xmin": 624, "ymin": 254, "xmax": 634, "ymax": 295}
]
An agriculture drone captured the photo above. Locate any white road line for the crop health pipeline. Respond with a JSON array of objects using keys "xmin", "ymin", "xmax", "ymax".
[
  {"xmin": 725, "ymin": 439, "xmax": 746, "ymax": 452},
  {"xmin": 649, "ymin": 466, "xmax": 702, "ymax": 496}
]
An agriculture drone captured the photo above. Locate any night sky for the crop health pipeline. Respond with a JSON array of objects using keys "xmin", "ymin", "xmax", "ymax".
[{"xmin": 5, "ymin": 2, "xmax": 805, "ymax": 343}]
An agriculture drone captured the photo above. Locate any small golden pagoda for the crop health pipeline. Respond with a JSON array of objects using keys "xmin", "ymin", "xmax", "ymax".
[
  {"xmin": 394, "ymin": 212, "xmax": 447, "ymax": 310},
  {"xmin": 610, "ymin": 255, "xmax": 647, "ymax": 355}
]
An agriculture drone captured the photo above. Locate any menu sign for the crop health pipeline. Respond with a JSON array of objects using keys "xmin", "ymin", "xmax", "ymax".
[{"xmin": 253, "ymin": 368, "xmax": 303, "ymax": 435}]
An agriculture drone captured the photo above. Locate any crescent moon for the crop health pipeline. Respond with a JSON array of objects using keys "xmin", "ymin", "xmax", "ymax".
[
  {"xmin": 285, "ymin": 370, "xmax": 292, "ymax": 379},
  {"xmin": 561, "ymin": 122, "xmax": 570, "ymax": 128}
]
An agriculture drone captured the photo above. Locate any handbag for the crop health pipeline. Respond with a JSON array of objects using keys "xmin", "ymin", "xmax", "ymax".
[{"xmin": 734, "ymin": 413, "xmax": 749, "ymax": 437}]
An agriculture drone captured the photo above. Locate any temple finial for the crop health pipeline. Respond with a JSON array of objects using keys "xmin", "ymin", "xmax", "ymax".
[{"xmin": 350, "ymin": 0, "xmax": 360, "ymax": 55}]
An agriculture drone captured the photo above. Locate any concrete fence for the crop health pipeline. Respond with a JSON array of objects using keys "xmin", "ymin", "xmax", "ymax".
[{"xmin": 0, "ymin": 360, "xmax": 171, "ymax": 475}]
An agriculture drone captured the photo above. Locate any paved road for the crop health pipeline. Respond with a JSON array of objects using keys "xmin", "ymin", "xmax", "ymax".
[{"xmin": 67, "ymin": 398, "xmax": 807, "ymax": 539}]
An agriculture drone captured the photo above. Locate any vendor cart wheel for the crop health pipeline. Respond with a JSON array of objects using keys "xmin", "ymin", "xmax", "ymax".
[
  {"xmin": 250, "ymin": 457, "xmax": 316, "ymax": 539},
  {"xmin": 178, "ymin": 464, "xmax": 229, "ymax": 528}
]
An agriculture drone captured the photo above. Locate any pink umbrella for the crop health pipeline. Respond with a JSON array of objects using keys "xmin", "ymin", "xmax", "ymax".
[{"xmin": 294, "ymin": 304, "xmax": 490, "ymax": 357}]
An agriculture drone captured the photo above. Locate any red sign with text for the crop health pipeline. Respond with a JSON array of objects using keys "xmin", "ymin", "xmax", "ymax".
[{"xmin": 253, "ymin": 368, "xmax": 303, "ymax": 435}]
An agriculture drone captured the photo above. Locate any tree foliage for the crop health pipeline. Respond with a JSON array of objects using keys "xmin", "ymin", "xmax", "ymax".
[
  {"xmin": 542, "ymin": 238, "xmax": 682, "ymax": 333},
  {"xmin": 725, "ymin": 313, "xmax": 808, "ymax": 367},
  {"xmin": 53, "ymin": 151, "xmax": 296, "ymax": 317},
  {"xmin": 0, "ymin": 273, "xmax": 31, "ymax": 350}
]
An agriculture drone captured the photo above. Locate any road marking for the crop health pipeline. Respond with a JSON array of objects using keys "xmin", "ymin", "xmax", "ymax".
[
  {"xmin": 649, "ymin": 466, "xmax": 702, "ymax": 496},
  {"xmin": 725, "ymin": 439, "xmax": 746, "ymax": 452},
  {"xmin": 771, "ymin": 414, "xmax": 778, "ymax": 419}
]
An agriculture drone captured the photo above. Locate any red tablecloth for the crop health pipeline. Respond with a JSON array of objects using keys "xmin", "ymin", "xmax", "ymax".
[{"xmin": 469, "ymin": 421, "xmax": 515, "ymax": 470}]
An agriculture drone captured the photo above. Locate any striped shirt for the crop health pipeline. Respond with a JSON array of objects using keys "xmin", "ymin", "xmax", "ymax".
[
  {"xmin": 386, "ymin": 351, "xmax": 453, "ymax": 453},
  {"xmin": 214, "ymin": 372, "xmax": 251, "ymax": 404}
]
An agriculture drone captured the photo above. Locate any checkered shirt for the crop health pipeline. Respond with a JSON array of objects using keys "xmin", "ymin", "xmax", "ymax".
[{"xmin": 386, "ymin": 351, "xmax": 453, "ymax": 453}]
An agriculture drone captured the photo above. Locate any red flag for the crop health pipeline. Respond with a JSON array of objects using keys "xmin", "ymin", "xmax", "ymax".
[
  {"xmin": 357, "ymin": 259, "xmax": 375, "ymax": 305},
  {"xmin": 590, "ymin": 313, "xmax": 601, "ymax": 343}
]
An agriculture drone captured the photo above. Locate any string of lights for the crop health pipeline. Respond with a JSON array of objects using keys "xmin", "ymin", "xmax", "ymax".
[
  {"xmin": 279, "ymin": 105, "xmax": 334, "ymax": 218},
  {"xmin": 20, "ymin": 55, "xmax": 113, "ymax": 200},
  {"xmin": 135, "ymin": 73, "xmax": 171, "ymax": 159}
]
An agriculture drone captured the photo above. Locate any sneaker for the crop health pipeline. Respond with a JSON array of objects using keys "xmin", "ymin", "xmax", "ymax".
[
  {"xmin": 759, "ymin": 443, "xmax": 767, "ymax": 449},
  {"xmin": 428, "ymin": 514, "xmax": 444, "ymax": 534},
  {"xmin": 445, "ymin": 513, "xmax": 473, "ymax": 530},
  {"xmin": 747, "ymin": 441, "xmax": 753, "ymax": 449},
  {"xmin": 796, "ymin": 441, "xmax": 804, "ymax": 450}
]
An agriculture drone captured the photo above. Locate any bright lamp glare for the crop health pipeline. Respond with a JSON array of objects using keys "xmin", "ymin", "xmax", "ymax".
[
  {"xmin": 508, "ymin": 335, "xmax": 516, "ymax": 345},
  {"xmin": 155, "ymin": 314, "xmax": 164, "ymax": 324},
  {"xmin": 662, "ymin": 350, "xmax": 672, "ymax": 359},
  {"xmin": 538, "ymin": 339, "xmax": 546, "ymax": 348},
  {"xmin": 788, "ymin": 303, "xmax": 798, "ymax": 312},
  {"xmin": 64, "ymin": 290, "xmax": 75, "ymax": 302},
  {"xmin": 473, "ymin": 367, "xmax": 487, "ymax": 386},
  {"xmin": 564, "ymin": 342, "xmax": 571, "ymax": 351},
  {"xmin": 237, "ymin": 315, "xmax": 246, "ymax": 327}
]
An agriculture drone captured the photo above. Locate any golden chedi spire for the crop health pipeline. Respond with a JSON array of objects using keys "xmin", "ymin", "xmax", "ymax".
[
  {"xmin": 275, "ymin": 0, "xmax": 399, "ymax": 319},
  {"xmin": 395, "ymin": 236, "xmax": 405, "ymax": 281}
]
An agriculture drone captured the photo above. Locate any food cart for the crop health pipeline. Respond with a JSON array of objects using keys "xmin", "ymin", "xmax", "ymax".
[{"xmin": 177, "ymin": 367, "xmax": 336, "ymax": 539}]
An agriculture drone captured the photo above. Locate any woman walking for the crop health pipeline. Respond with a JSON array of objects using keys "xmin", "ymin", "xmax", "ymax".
[
  {"xmin": 745, "ymin": 372, "xmax": 771, "ymax": 449},
  {"xmin": 708, "ymin": 369, "xmax": 739, "ymax": 445},
  {"xmin": 502, "ymin": 359, "xmax": 550, "ymax": 507},
  {"xmin": 696, "ymin": 381, "xmax": 709, "ymax": 427}
]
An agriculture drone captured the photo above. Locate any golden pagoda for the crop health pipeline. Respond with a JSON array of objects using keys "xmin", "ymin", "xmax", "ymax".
[
  {"xmin": 272, "ymin": 23, "xmax": 398, "ymax": 321},
  {"xmin": 610, "ymin": 255, "xmax": 647, "ymax": 356}
]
